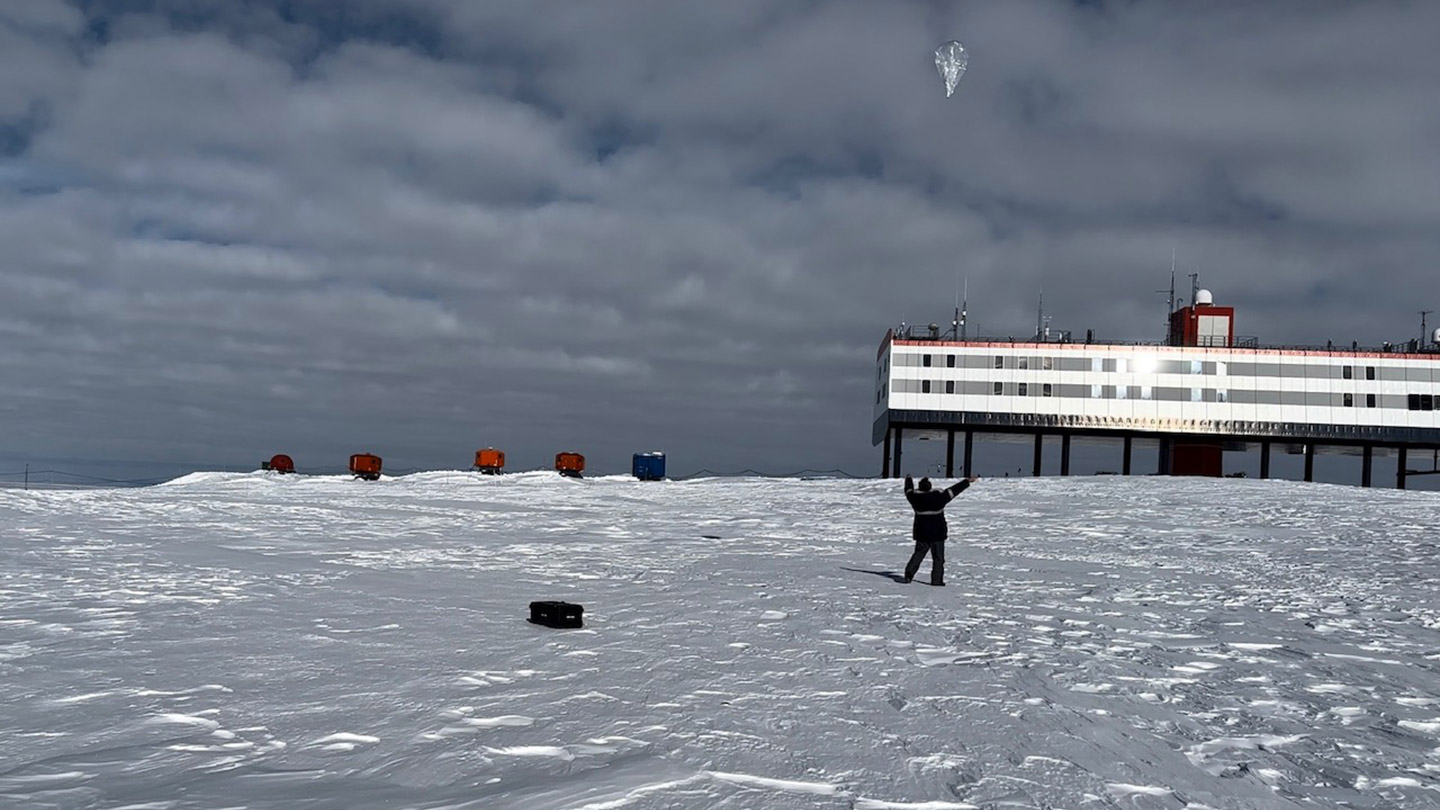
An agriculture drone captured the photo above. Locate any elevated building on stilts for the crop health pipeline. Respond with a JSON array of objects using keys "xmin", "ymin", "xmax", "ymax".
[{"xmin": 874, "ymin": 287, "xmax": 1440, "ymax": 488}]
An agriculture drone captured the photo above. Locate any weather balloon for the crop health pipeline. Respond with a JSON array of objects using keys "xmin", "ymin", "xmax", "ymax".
[{"xmin": 934, "ymin": 40, "xmax": 968, "ymax": 98}]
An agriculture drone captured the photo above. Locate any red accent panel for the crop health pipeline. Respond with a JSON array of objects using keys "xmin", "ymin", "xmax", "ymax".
[{"xmin": 1171, "ymin": 441, "xmax": 1222, "ymax": 477}]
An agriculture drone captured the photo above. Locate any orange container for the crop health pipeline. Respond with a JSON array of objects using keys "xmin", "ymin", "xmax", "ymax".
[
  {"xmin": 349, "ymin": 453, "xmax": 383, "ymax": 481},
  {"xmin": 555, "ymin": 452, "xmax": 585, "ymax": 477},
  {"xmin": 268, "ymin": 454, "xmax": 295, "ymax": 474},
  {"xmin": 475, "ymin": 448, "xmax": 505, "ymax": 473}
]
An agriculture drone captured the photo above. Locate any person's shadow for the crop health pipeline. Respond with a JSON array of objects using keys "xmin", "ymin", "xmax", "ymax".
[{"xmin": 840, "ymin": 566, "xmax": 907, "ymax": 583}]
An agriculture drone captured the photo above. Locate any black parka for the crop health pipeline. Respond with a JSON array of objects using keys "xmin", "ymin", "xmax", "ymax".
[{"xmin": 904, "ymin": 476, "xmax": 970, "ymax": 542}]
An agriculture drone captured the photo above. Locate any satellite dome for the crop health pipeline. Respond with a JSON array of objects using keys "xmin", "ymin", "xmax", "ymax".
[
  {"xmin": 1195, "ymin": 289, "xmax": 1214, "ymax": 306},
  {"xmin": 1432, "ymin": 327, "xmax": 1440, "ymax": 345}
]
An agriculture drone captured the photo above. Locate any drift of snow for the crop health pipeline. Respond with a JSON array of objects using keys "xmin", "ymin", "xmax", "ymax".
[{"xmin": 2, "ymin": 471, "xmax": 1439, "ymax": 808}]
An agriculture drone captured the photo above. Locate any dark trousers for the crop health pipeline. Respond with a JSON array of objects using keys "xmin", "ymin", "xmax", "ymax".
[{"xmin": 904, "ymin": 539, "xmax": 945, "ymax": 583}]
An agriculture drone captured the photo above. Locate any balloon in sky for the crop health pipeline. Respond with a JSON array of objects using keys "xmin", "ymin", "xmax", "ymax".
[{"xmin": 934, "ymin": 40, "xmax": 968, "ymax": 98}]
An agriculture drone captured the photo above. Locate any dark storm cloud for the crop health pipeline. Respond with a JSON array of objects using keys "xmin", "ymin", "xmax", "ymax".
[{"xmin": 2, "ymin": 0, "xmax": 1437, "ymax": 474}]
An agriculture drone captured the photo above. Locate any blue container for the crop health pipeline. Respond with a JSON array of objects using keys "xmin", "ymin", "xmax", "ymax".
[{"xmin": 632, "ymin": 452, "xmax": 666, "ymax": 481}]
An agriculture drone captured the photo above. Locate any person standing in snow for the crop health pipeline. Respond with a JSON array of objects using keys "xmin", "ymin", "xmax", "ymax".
[{"xmin": 902, "ymin": 474, "xmax": 978, "ymax": 586}]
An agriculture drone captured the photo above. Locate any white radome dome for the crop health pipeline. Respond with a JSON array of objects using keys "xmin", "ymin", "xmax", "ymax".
[{"xmin": 1195, "ymin": 289, "xmax": 1214, "ymax": 306}]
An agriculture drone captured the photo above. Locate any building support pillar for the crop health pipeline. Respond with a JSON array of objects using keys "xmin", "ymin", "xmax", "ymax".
[
  {"xmin": 1397, "ymin": 446, "xmax": 1408, "ymax": 490},
  {"xmin": 1032, "ymin": 433, "xmax": 1044, "ymax": 477},
  {"xmin": 882, "ymin": 429, "xmax": 891, "ymax": 478},
  {"xmin": 963, "ymin": 431, "xmax": 974, "ymax": 479},
  {"xmin": 1361, "ymin": 445, "xmax": 1373, "ymax": 488},
  {"xmin": 1260, "ymin": 441, "xmax": 1271, "ymax": 480},
  {"xmin": 945, "ymin": 430, "xmax": 955, "ymax": 478},
  {"xmin": 1158, "ymin": 437, "xmax": 1172, "ymax": 475},
  {"xmin": 1122, "ymin": 435, "xmax": 1132, "ymax": 476},
  {"xmin": 1061, "ymin": 434, "xmax": 1072, "ymax": 476},
  {"xmin": 1303, "ymin": 443, "xmax": 1315, "ymax": 482},
  {"xmin": 894, "ymin": 428, "xmax": 904, "ymax": 478}
]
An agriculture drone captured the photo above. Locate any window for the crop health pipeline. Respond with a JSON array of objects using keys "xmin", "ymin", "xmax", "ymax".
[
  {"xmin": 1366, "ymin": 366, "xmax": 1376, "ymax": 380},
  {"xmin": 945, "ymin": 380, "xmax": 955, "ymax": 394},
  {"xmin": 1192, "ymin": 387, "xmax": 1201, "ymax": 402},
  {"xmin": 1018, "ymin": 382, "xmax": 1029, "ymax": 396},
  {"xmin": 947, "ymin": 354, "xmax": 955, "ymax": 368},
  {"xmin": 994, "ymin": 355, "xmax": 1004, "ymax": 369},
  {"xmin": 1043, "ymin": 357, "xmax": 1053, "ymax": 371},
  {"xmin": 1217, "ymin": 390, "xmax": 1228, "ymax": 403},
  {"xmin": 1018, "ymin": 357, "xmax": 1029, "ymax": 370},
  {"xmin": 1343, "ymin": 393, "xmax": 1354, "ymax": 407},
  {"xmin": 1424, "ymin": 395, "xmax": 1435, "ymax": 411},
  {"xmin": 1091, "ymin": 384, "xmax": 1101, "ymax": 398},
  {"xmin": 1191, "ymin": 360, "xmax": 1202, "ymax": 375},
  {"xmin": 923, "ymin": 354, "xmax": 932, "ymax": 367},
  {"xmin": 1141, "ymin": 386, "xmax": 1152, "ymax": 400},
  {"xmin": 1409, "ymin": 394, "xmax": 1422, "ymax": 411},
  {"xmin": 1116, "ymin": 358, "xmax": 1128, "ymax": 373},
  {"xmin": 1198, "ymin": 314, "xmax": 1230, "ymax": 347},
  {"xmin": 876, "ymin": 388, "xmax": 883, "ymax": 403},
  {"xmin": 1343, "ymin": 365, "xmax": 1353, "ymax": 380},
  {"xmin": 1367, "ymin": 393, "xmax": 1376, "ymax": 408},
  {"xmin": 1042, "ymin": 383, "xmax": 1053, "ymax": 397},
  {"xmin": 922, "ymin": 380, "xmax": 931, "ymax": 394},
  {"xmin": 993, "ymin": 381, "xmax": 1003, "ymax": 395}
]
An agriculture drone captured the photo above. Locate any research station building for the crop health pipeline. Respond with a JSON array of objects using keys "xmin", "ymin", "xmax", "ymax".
[{"xmin": 874, "ymin": 290, "xmax": 1440, "ymax": 487}]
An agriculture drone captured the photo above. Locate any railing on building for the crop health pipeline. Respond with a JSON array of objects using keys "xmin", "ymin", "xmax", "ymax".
[{"xmin": 889, "ymin": 325, "xmax": 1440, "ymax": 355}]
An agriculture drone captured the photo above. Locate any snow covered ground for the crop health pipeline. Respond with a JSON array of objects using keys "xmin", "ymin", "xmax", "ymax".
[{"xmin": 2, "ymin": 472, "xmax": 1439, "ymax": 809}]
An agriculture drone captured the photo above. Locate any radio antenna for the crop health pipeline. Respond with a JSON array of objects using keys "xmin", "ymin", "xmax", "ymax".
[{"xmin": 1157, "ymin": 250, "xmax": 1177, "ymax": 343}]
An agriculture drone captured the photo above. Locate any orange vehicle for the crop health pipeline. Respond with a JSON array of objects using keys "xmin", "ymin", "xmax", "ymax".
[
  {"xmin": 267, "ymin": 454, "xmax": 295, "ymax": 474},
  {"xmin": 349, "ymin": 453, "xmax": 383, "ymax": 481},
  {"xmin": 474, "ymin": 447, "xmax": 505, "ymax": 474},
  {"xmin": 555, "ymin": 452, "xmax": 585, "ymax": 478}
]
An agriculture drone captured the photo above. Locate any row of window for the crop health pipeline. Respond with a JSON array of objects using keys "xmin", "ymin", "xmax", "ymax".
[
  {"xmin": 902, "ymin": 352, "xmax": 1425, "ymax": 381},
  {"xmin": 883, "ymin": 379, "xmax": 1437, "ymax": 410}
]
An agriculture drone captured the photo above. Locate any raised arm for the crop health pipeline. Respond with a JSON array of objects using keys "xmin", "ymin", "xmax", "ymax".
[
  {"xmin": 904, "ymin": 474, "xmax": 914, "ymax": 493},
  {"xmin": 945, "ymin": 476, "xmax": 977, "ymax": 500}
]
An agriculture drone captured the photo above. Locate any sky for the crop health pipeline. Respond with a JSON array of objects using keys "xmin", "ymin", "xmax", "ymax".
[{"xmin": 3, "ymin": 0, "xmax": 1439, "ymax": 479}]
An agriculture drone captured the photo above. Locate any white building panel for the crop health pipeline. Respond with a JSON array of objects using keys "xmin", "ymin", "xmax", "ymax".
[{"xmin": 878, "ymin": 338, "xmax": 1440, "ymax": 443}]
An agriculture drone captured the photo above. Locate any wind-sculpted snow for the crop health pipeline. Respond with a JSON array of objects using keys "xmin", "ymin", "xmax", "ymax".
[{"xmin": 2, "ymin": 472, "xmax": 1439, "ymax": 808}]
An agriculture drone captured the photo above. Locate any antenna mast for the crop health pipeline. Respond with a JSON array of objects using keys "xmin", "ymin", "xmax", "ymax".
[
  {"xmin": 1169, "ymin": 248, "xmax": 1176, "ymax": 315},
  {"xmin": 960, "ymin": 277, "xmax": 968, "ymax": 341},
  {"xmin": 1423, "ymin": 310, "xmax": 1434, "ymax": 345},
  {"xmin": 1036, "ymin": 284, "xmax": 1045, "ymax": 342},
  {"xmin": 1157, "ymin": 257, "xmax": 1176, "ymax": 344}
]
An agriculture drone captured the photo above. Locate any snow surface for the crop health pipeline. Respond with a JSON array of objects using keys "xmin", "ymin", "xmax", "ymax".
[{"xmin": 3, "ymin": 471, "xmax": 1440, "ymax": 809}]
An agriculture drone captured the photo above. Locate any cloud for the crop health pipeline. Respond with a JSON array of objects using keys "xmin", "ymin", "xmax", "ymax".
[{"xmin": 1, "ymin": 0, "xmax": 1437, "ymax": 475}]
